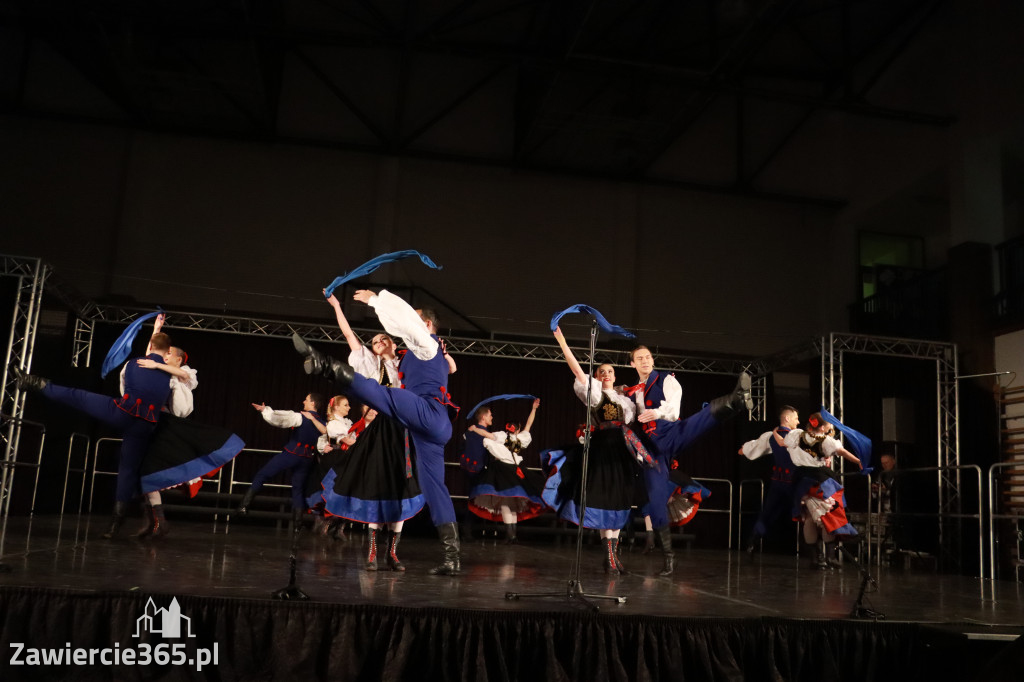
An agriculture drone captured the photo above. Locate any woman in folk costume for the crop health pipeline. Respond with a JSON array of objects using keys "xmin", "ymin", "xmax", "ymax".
[
  {"xmin": 305, "ymin": 394, "xmax": 357, "ymax": 539},
  {"xmin": 543, "ymin": 312, "xmax": 654, "ymax": 576},
  {"xmin": 464, "ymin": 397, "xmax": 548, "ymax": 543},
  {"xmin": 135, "ymin": 338, "xmax": 245, "ymax": 539},
  {"xmin": 311, "ymin": 289, "xmax": 444, "ymax": 572},
  {"xmin": 237, "ymin": 393, "xmax": 327, "ymax": 527},
  {"xmin": 785, "ymin": 409, "xmax": 867, "ymax": 570}
]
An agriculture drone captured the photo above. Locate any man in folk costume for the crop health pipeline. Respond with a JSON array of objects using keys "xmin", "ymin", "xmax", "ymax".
[
  {"xmin": 738, "ymin": 405, "xmax": 801, "ymax": 554},
  {"xmin": 14, "ymin": 330, "xmax": 173, "ymax": 539},
  {"xmin": 625, "ymin": 345, "xmax": 753, "ymax": 575},
  {"xmin": 294, "ymin": 289, "xmax": 462, "ymax": 575}
]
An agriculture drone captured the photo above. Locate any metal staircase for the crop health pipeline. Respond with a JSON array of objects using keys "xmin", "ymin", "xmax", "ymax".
[{"xmin": 998, "ymin": 384, "xmax": 1024, "ymax": 580}]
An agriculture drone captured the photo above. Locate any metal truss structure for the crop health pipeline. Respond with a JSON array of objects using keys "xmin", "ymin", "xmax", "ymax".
[
  {"xmin": 761, "ymin": 332, "xmax": 962, "ymax": 569},
  {"xmin": 0, "ymin": 255, "xmax": 50, "ymax": 520},
  {"xmin": 821, "ymin": 333, "xmax": 960, "ymax": 570}
]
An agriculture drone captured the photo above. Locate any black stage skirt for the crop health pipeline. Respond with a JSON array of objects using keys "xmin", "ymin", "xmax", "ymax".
[
  {"xmin": 467, "ymin": 459, "xmax": 548, "ymax": 522},
  {"xmin": 312, "ymin": 415, "xmax": 425, "ymax": 524},
  {"xmin": 542, "ymin": 425, "xmax": 647, "ymax": 529},
  {"xmin": 140, "ymin": 414, "xmax": 245, "ymax": 494}
]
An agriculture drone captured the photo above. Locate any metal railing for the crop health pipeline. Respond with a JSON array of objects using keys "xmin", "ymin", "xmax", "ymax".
[
  {"xmin": 737, "ymin": 478, "xmax": 765, "ymax": 549},
  {"xmin": 89, "ymin": 437, "xmax": 228, "ymax": 515},
  {"xmin": 225, "ymin": 448, "xmax": 309, "ymax": 510},
  {"xmin": 855, "ymin": 464, "xmax": 983, "ymax": 577},
  {"xmin": 0, "ymin": 413, "xmax": 46, "ymax": 516},
  {"xmin": 835, "ymin": 469, "xmax": 874, "ymax": 566},
  {"xmin": 60, "ymin": 432, "xmax": 90, "ymax": 515},
  {"xmin": 987, "ymin": 461, "xmax": 1024, "ymax": 581},
  {"xmin": 693, "ymin": 477, "xmax": 733, "ymax": 549},
  {"xmin": 87, "ymin": 437, "xmax": 121, "ymax": 512}
]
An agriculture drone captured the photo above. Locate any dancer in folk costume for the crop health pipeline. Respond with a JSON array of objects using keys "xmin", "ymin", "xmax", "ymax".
[
  {"xmin": 463, "ymin": 397, "xmax": 547, "ymax": 543},
  {"xmin": 543, "ymin": 313, "xmax": 655, "ymax": 576},
  {"xmin": 237, "ymin": 393, "xmax": 327, "ymax": 528},
  {"xmin": 296, "ymin": 261, "xmax": 464, "ymax": 573},
  {"xmin": 624, "ymin": 345, "xmax": 751, "ymax": 575},
  {"xmin": 15, "ymin": 312, "xmax": 174, "ymax": 538},
  {"xmin": 738, "ymin": 405, "xmax": 801, "ymax": 554},
  {"xmin": 786, "ymin": 410, "xmax": 867, "ymax": 570}
]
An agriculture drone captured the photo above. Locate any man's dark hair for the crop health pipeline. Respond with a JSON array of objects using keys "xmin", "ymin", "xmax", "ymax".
[{"xmin": 419, "ymin": 307, "xmax": 439, "ymax": 329}]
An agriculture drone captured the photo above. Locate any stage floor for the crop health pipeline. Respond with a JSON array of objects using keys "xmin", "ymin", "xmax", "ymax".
[{"xmin": 1, "ymin": 514, "xmax": 1022, "ymax": 629}]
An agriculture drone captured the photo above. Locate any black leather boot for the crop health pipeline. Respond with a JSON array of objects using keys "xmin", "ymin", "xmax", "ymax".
[
  {"xmin": 102, "ymin": 501, "xmax": 129, "ymax": 539},
  {"xmin": 824, "ymin": 541, "xmax": 842, "ymax": 570},
  {"xmin": 11, "ymin": 365, "xmax": 47, "ymax": 392},
  {"xmin": 745, "ymin": 532, "xmax": 761, "ymax": 556},
  {"xmin": 386, "ymin": 531, "xmax": 406, "ymax": 572},
  {"xmin": 291, "ymin": 507, "xmax": 305, "ymax": 530},
  {"xmin": 365, "ymin": 528, "xmax": 379, "ymax": 571},
  {"xmin": 151, "ymin": 504, "xmax": 169, "ymax": 538},
  {"xmin": 292, "ymin": 334, "xmax": 355, "ymax": 385},
  {"xmin": 136, "ymin": 503, "xmax": 155, "ymax": 538},
  {"xmin": 504, "ymin": 523, "xmax": 517, "ymax": 545},
  {"xmin": 642, "ymin": 529, "xmax": 656, "ymax": 554},
  {"xmin": 329, "ymin": 519, "xmax": 347, "ymax": 540},
  {"xmin": 811, "ymin": 540, "xmax": 829, "ymax": 570},
  {"xmin": 236, "ymin": 487, "xmax": 257, "ymax": 515},
  {"xmin": 709, "ymin": 372, "xmax": 753, "ymax": 420},
  {"xmin": 603, "ymin": 538, "xmax": 620, "ymax": 575},
  {"xmin": 657, "ymin": 526, "xmax": 674, "ymax": 576},
  {"xmin": 429, "ymin": 522, "xmax": 461, "ymax": 575},
  {"xmin": 612, "ymin": 537, "xmax": 626, "ymax": 572}
]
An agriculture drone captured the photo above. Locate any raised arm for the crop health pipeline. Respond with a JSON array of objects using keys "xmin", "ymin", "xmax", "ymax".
[
  {"xmin": 553, "ymin": 327, "xmax": 588, "ymax": 385},
  {"xmin": 145, "ymin": 313, "xmax": 166, "ymax": 355},
  {"xmin": 325, "ymin": 290, "xmax": 364, "ymax": 354},
  {"xmin": 357, "ymin": 289, "xmax": 439, "ymax": 361},
  {"xmin": 523, "ymin": 398, "xmax": 540, "ymax": 433},
  {"xmin": 442, "ymin": 338, "xmax": 457, "ymax": 374}
]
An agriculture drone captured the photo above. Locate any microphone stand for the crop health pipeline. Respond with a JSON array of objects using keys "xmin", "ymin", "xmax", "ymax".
[
  {"xmin": 505, "ymin": 321, "xmax": 627, "ymax": 612},
  {"xmin": 272, "ymin": 513, "xmax": 309, "ymax": 600},
  {"xmin": 839, "ymin": 541, "xmax": 884, "ymax": 619}
]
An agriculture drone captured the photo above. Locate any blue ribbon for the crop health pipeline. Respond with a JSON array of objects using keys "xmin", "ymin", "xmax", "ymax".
[
  {"xmin": 324, "ymin": 250, "xmax": 442, "ymax": 297},
  {"xmin": 101, "ymin": 310, "xmax": 163, "ymax": 379},
  {"xmin": 818, "ymin": 406, "xmax": 873, "ymax": 472},
  {"xmin": 466, "ymin": 394, "xmax": 538, "ymax": 421},
  {"xmin": 549, "ymin": 304, "xmax": 635, "ymax": 339}
]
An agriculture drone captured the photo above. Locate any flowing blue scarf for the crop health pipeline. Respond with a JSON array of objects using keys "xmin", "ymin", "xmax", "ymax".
[
  {"xmin": 466, "ymin": 394, "xmax": 538, "ymax": 421},
  {"xmin": 818, "ymin": 406, "xmax": 873, "ymax": 472},
  {"xmin": 101, "ymin": 310, "xmax": 163, "ymax": 379},
  {"xmin": 550, "ymin": 304, "xmax": 635, "ymax": 338},
  {"xmin": 324, "ymin": 250, "xmax": 442, "ymax": 297}
]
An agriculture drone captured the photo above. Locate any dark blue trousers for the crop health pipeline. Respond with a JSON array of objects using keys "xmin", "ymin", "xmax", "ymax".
[
  {"xmin": 42, "ymin": 383, "xmax": 156, "ymax": 503},
  {"xmin": 250, "ymin": 451, "xmax": 315, "ymax": 510},
  {"xmin": 643, "ymin": 406, "xmax": 719, "ymax": 528},
  {"xmin": 751, "ymin": 481, "xmax": 796, "ymax": 539}
]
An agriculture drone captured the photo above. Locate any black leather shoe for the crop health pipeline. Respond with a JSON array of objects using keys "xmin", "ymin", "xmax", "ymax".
[
  {"xmin": 292, "ymin": 333, "xmax": 355, "ymax": 386},
  {"xmin": 12, "ymin": 366, "xmax": 47, "ymax": 392}
]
